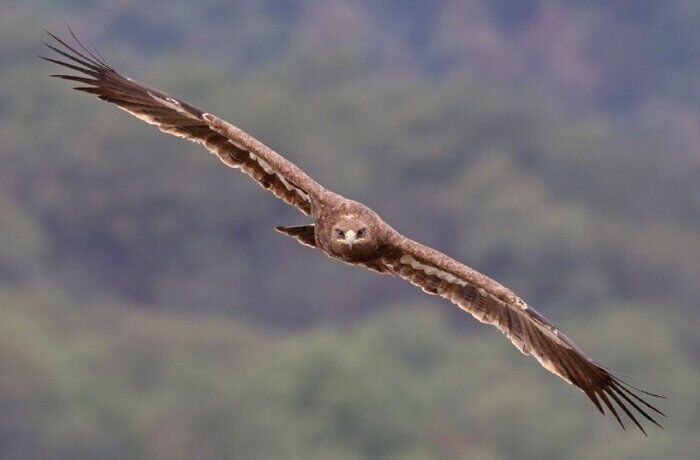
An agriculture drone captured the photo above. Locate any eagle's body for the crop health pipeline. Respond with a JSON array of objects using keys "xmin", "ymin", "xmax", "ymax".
[
  {"xmin": 43, "ymin": 30, "xmax": 664, "ymax": 434},
  {"xmin": 312, "ymin": 197, "xmax": 393, "ymax": 264}
]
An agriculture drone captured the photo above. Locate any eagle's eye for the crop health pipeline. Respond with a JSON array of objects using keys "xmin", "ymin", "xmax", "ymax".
[
  {"xmin": 357, "ymin": 228, "xmax": 366, "ymax": 238},
  {"xmin": 335, "ymin": 229, "xmax": 345, "ymax": 238}
]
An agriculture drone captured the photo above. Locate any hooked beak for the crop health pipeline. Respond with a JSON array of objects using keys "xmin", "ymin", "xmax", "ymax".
[{"xmin": 344, "ymin": 230, "xmax": 357, "ymax": 249}]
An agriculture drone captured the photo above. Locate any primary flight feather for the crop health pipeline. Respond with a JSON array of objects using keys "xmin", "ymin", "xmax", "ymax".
[{"xmin": 42, "ymin": 29, "xmax": 665, "ymax": 433}]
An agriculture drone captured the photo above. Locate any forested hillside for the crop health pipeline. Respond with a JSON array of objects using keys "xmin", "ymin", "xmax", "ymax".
[{"xmin": 1, "ymin": 1, "xmax": 698, "ymax": 458}]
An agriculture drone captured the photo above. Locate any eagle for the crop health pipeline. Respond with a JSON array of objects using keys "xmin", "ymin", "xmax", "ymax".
[{"xmin": 42, "ymin": 29, "xmax": 664, "ymax": 433}]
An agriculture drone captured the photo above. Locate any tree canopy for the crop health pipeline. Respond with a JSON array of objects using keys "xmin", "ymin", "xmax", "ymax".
[{"xmin": 1, "ymin": 1, "xmax": 698, "ymax": 458}]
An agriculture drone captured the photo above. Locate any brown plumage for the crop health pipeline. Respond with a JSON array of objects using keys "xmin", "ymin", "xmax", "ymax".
[{"xmin": 42, "ymin": 29, "xmax": 665, "ymax": 433}]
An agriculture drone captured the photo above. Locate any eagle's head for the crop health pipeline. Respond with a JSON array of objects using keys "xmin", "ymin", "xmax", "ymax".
[{"xmin": 328, "ymin": 214, "xmax": 380, "ymax": 260}]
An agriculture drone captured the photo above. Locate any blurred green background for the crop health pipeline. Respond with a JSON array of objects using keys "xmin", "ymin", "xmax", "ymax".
[{"xmin": 1, "ymin": 1, "xmax": 699, "ymax": 458}]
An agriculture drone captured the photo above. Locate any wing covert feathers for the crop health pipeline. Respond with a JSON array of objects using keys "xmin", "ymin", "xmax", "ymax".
[
  {"xmin": 385, "ymin": 237, "xmax": 664, "ymax": 434},
  {"xmin": 42, "ymin": 28, "xmax": 320, "ymax": 216}
]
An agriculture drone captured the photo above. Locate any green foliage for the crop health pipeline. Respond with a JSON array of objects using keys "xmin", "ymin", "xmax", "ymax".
[
  {"xmin": 0, "ymin": 195, "xmax": 45, "ymax": 279},
  {"xmin": 2, "ymin": 1, "xmax": 698, "ymax": 323},
  {"xmin": 1, "ymin": 1, "xmax": 699, "ymax": 458},
  {"xmin": 1, "ymin": 291, "xmax": 697, "ymax": 459}
]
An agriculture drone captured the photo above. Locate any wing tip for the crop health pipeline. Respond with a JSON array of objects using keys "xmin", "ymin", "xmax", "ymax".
[
  {"xmin": 41, "ymin": 26, "xmax": 111, "ymax": 76},
  {"xmin": 589, "ymin": 373, "xmax": 665, "ymax": 434}
]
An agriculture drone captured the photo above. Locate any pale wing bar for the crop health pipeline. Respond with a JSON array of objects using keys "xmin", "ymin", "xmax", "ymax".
[
  {"xmin": 384, "ymin": 239, "xmax": 665, "ymax": 434},
  {"xmin": 41, "ymin": 29, "xmax": 315, "ymax": 215}
]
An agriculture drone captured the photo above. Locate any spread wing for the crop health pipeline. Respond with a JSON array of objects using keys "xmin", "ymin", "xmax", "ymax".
[
  {"xmin": 377, "ymin": 236, "xmax": 665, "ymax": 433},
  {"xmin": 41, "ymin": 29, "xmax": 324, "ymax": 216}
]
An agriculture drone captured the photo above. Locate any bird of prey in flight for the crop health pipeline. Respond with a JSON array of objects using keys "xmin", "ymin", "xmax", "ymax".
[{"xmin": 42, "ymin": 29, "xmax": 665, "ymax": 434}]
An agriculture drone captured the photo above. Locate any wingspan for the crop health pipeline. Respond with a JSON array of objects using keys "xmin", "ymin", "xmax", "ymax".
[
  {"xmin": 378, "ymin": 236, "xmax": 665, "ymax": 434},
  {"xmin": 43, "ymin": 28, "xmax": 665, "ymax": 434},
  {"xmin": 41, "ymin": 29, "xmax": 325, "ymax": 216}
]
